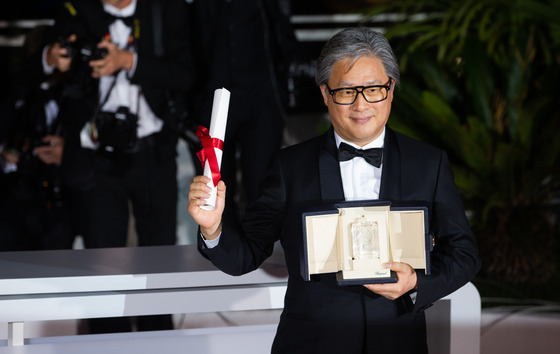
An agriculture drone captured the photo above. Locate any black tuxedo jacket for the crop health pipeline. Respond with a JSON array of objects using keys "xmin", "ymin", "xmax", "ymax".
[{"xmin": 199, "ymin": 126, "xmax": 481, "ymax": 353}]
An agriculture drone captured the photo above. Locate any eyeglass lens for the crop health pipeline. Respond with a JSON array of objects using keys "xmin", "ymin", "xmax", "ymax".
[{"xmin": 334, "ymin": 86, "xmax": 388, "ymax": 104}]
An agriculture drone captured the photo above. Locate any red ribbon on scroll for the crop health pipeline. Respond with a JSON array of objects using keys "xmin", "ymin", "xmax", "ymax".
[{"xmin": 196, "ymin": 125, "xmax": 224, "ymax": 187}]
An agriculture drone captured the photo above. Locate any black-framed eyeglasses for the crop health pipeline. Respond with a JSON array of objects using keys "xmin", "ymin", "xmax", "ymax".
[{"xmin": 326, "ymin": 79, "xmax": 392, "ymax": 105}]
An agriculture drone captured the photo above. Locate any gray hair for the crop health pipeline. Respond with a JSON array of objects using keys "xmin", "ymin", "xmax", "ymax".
[{"xmin": 315, "ymin": 27, "xmax": 400, "ymax": 87}]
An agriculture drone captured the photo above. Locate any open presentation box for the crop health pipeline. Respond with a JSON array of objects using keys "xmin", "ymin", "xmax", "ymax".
[{"xmin": 301, "ymin": 200, "xmax": 433, "ymax": 285}]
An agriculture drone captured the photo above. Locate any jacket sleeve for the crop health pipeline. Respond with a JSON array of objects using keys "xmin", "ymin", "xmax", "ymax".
[{"xmin": 198, "ymin": 155, "xmax": 286, "ymax": 276}]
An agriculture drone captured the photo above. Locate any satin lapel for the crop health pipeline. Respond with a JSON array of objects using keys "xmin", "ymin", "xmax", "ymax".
[
  {"xmin": 379, "ymin": 127, "xmax": 402, "ymax": 200},
  {"xmin": 319, "ymin": 127, "xmax": 345, "ymax": 202}
]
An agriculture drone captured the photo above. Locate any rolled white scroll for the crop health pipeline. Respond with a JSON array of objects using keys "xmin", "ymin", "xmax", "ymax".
[{"xmin": 201, "ymin": 87, "xmax": 230, "ymax": 210}]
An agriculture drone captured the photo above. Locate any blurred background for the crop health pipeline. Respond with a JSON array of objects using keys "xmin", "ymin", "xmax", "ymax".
[{"xmin": 1, "ymin": 0, "xmax": 559, "ymax": 337}]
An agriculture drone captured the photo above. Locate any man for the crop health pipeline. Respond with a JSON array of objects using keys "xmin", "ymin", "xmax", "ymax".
[
  {"xmin": 44, "ymin": 0, "xmax": 194, "ymax": 333},
  {"xmin": 188, "ymin": 27, "xmax": 480, "ymax": 353}
]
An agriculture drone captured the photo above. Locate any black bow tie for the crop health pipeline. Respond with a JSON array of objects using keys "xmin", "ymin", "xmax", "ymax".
[
  {"xmin": 106, "ymin": 13, "xmax": 135, "ymax": 28},
  {"xmin": 338, "ymin": 142, "xmax": 383, "ymax": 167}
]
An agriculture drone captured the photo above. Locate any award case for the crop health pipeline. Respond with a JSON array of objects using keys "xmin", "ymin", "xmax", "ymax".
[{"xmin": 301, "ymin": 200, "xmax": 433, "ymax": 285}]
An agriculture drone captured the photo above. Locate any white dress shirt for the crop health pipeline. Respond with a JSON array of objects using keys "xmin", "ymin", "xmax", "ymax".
[
  {"xmin": 335, "ymin": 128, "xmax": 385, "ymax": 201},
  {"xmin": 100, "ymin": 0, "xmax": 163, "ymax": 139}
]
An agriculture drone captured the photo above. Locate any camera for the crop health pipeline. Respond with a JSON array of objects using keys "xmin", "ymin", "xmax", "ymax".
[
  {"xmin": 57, "ymin": 36, "xmax": 109, "ymax": 98},
  {"xmin": 2, "ymin": 135, "xmax": 65, "ymax": 209},
  {"xmin": 59, "ymin": 37, "xmax": 108, "ymax": 62},
  {"xmin": 95, "ymin": 106, "xmax": 138, "ymax": 153}
]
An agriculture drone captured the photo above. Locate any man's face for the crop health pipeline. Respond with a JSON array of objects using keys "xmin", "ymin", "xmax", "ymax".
[{"xmin": 320, "ymin": 56, "xmax": 393, "ymax": 147}]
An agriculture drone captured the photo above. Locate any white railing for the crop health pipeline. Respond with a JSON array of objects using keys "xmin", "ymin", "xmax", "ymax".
[{"xmin": 0, "ymin": 245, "xmax": 479, "ymax": 354}]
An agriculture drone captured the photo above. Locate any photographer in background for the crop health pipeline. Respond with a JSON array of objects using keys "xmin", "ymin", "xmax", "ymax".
[
  {"xmin": 0, "ymin": 25, "xmax": 76, "ymax": 252},
  {"xmin": 41, "ymin": 0, "xmax": 195, "ymax": 334}
]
